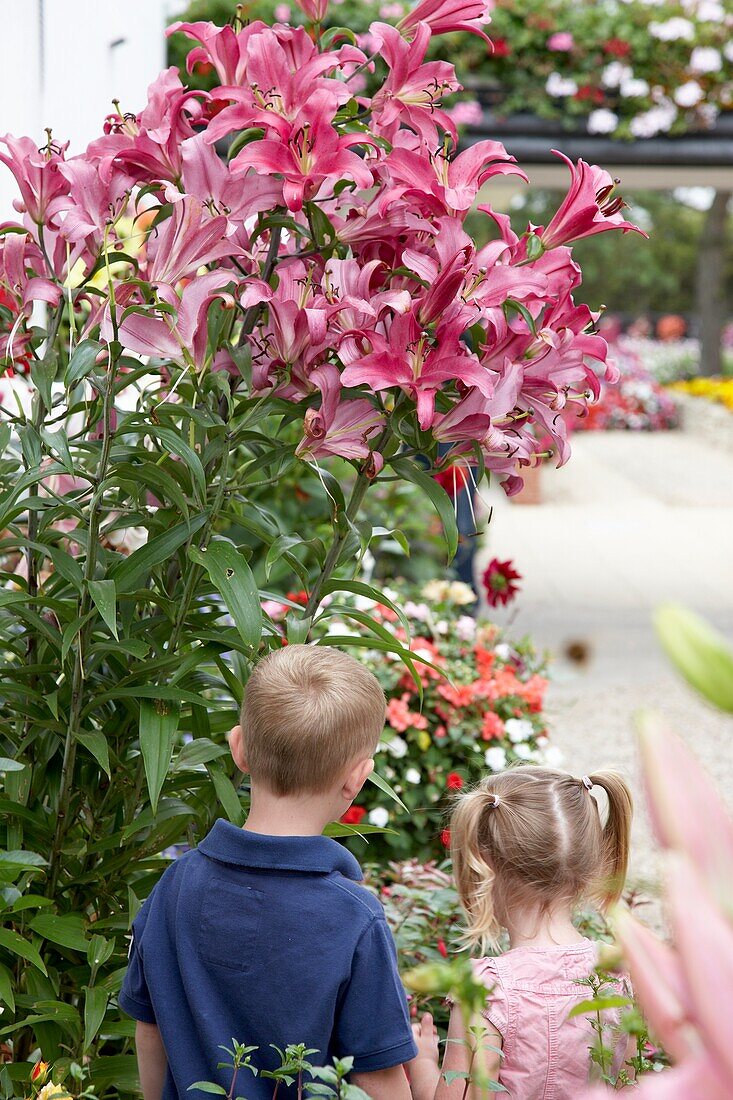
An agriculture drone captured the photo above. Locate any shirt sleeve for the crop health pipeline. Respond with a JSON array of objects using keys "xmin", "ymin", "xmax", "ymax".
[
  {"xmin": 334, "ymin": 915, "xmax": 418, "ymax": 1074},
  {"xmin": 474, "ymin": 958, "xmax": 509, "ymax": 1039},
  {"xmin": 118, "ymin": 902, "xmax": 157, "ymax": 1024}
]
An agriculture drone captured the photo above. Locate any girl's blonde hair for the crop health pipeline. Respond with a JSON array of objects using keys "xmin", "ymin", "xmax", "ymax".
[{"xmin": 450, "ymin": 766, "xmax": 633, "ymax": 951}]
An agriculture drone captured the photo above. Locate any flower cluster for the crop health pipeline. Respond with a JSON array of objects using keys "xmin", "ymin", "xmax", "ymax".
[
  {"xmin": 671, "ymin": 375, "xmax": 733, "ymax": 412},
  {"xmin": 270, "ymin": 0, "xmax": 733, "ymax": 140},
  {"xmin": 316, "ymin": 579, "xmax": 554, "ymax": 858},
  {"xmin": 566, "ymin": 340, "xmax": 680, "ymax": 431},
  {"xmin": 1, "ymin": 3, "xmax": 644, "ymax": 500}
]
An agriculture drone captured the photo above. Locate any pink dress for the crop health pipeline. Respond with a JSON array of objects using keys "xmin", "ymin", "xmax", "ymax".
[{"xmin": 473, "ymin": 940, "xmax": 630, "ymax": 1099}]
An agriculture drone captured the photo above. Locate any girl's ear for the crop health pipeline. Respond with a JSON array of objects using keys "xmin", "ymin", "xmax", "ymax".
[{"xmin": 229, "ymin": 725, "xmax": 248, "ymax": 772}]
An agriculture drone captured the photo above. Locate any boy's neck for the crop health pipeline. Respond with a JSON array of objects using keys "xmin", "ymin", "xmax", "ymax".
[
  {"xmin": 243, "ymin": 784, "xmax": 335, "ymax": 838},
  {"xmin": 506, "ymin": 904, "xmax": 584, "ymax": 950}
]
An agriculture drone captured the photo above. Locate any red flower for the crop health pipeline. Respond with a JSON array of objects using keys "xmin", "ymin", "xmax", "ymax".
[
  {"xmin": 341, "ymin": 805, "xmax": 366, "ymax": 825},
  {"xmin": 481, "ymin": 711, "xmax": 505, "ymax": 741},
  {"xmin": 446, "ymin": 772, "xmax": 464, "ymax": 790},
  {"xmin": 433, "ymin": 463, "xmax": 469, "ymax": 498},
  {"xmin": 437, "ymin": 938, "xmax": 448, "ymax": 958},
  {"xmin": 30, "ymin": 1062, "xmax": 49, "ymax": 1085},
  {"xmin": 286, "ymin": 590, "xmax": 309, "ymax": 605},
  {"xmin": 482, "ymin": 558, "xmax": 522, "ymax": 608},
  {"xmin": 492, "ymin": 37, "xmax": 511, "ymax": 57},
  {"xmin": 441, "ymin": 828, "xmax": 451, "ymax": 847},
  {"xmin": 574, "ymin": 85, "xmax": 605, "ymax": 105},
  {"xmin": 603, "ymin": 37, "xmax": 631, "ymax": 57}
]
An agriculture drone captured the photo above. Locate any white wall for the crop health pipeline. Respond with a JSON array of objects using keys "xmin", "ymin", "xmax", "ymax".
[{"xmin": 0, "ymin": 0, "xmax": 173, "ymax": 215}]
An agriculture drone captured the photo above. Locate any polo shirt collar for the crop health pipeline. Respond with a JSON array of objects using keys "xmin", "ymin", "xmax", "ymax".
[{"xmin": 198, "ymin": 819, "xmax": 363, "ymax": 881}]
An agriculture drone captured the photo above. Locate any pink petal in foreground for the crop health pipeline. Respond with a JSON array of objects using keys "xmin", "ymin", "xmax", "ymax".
[{"xmin": 637, "ymin": 710, "xmax": 733, "ymax": 906}]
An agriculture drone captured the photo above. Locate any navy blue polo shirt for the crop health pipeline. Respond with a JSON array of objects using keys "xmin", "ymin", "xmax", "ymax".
[{"xmin": 120, "ymin": 821, "xmax": 416, "ymax": 1098}]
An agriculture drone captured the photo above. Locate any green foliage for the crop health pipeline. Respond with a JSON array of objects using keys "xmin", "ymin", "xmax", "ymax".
[{"xmin": 654, "ymin": 604, "xmax": 733, "ymax": 713}]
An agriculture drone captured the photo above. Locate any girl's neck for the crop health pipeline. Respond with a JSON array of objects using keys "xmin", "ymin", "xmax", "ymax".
[{"xmin": 506, "ymin": 905, "xmax": 584, "ymax": 950}]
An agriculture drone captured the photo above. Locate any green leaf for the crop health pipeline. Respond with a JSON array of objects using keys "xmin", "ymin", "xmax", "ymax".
[
  {"xmin": 139, "ymin": 699, "xmax": 180, "ymax": 814},
  {"xmin": 0, "ymin": 927, "xmax": 48, "ymax": 974},
  {"xmin": 323, "ymin": 822, "xmax": 396, "ymax": 838},
  {"xmin": 318, "ymin": 579, "xmax": 411, "ymax": 641},
  {"xmin": 173, "ymin": 739, "xmax": 229, "ymax": 772},
  {"xmin": 30, "ymin": 351, "xmax": 57, "ymax": 411},
  {"xmin": 112, "ymin": 514, "xmax": 207, "ymax": 593},
  {"xmin": 76, "ymin": 730, "xmax": 111, "ymax": 777},
  {"xmin": 206, "ymin": 761, "xmax": 245, "ymax": 826},
  {"xmin": 89, "ymin": 1054, "xmax": 140, "ymax": 1093},
  {"xmin": 88, "ymin": 579, "xmax": 118, "ymax": 639},
  {"xmin": 389, "ymin": 457, "xmax": 459, "ymax": 560},
  {"xmin": 121, "ymin": 797, "xmax": 195, "ymax": 841},
  {"xmin": 29, "ymin": 913, "xmax": 88, "ymax": 952},
  {"xmin": 83, "ymin": 985, "xmax": 109, "ymax": 1050},
  {"xmin": 0, "ymin": 962, "xmax": 14, "ymax": 1012},
  {"xmin": 64, "ymin": 339, "xmax": 102, "ymax": 388},
  {"xmin": 187, "ymin": 1084, "xmax": 227, "ymax": 1095},
  {"xmin": 569, "ymin": 995, "xmax": 633, "ymax": 1017},
  {"xmin": 654, "ymin": 604, "xmax": 733, "ymax": 713},
  {"xmin": 0, "ymin": 758, "xmax": 25, "ymax": 772},
  {"xmin": 189, "ymin": 538, "xmax": 262, "ymax": 649},
  {"xmin": 367, "ymin": 771, "xmax": 409, "ymax": 814},
  {"xmin": 151, "ymin": 426, "xmax": 206, "ymax": 501}
]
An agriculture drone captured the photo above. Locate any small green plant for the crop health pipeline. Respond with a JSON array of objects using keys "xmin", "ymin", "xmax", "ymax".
[{"xmin": 188, "ymin": 1043, "xmax": 371, "ymax": 1100}]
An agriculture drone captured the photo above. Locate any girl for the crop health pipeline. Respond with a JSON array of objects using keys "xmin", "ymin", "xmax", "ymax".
[{"xmin": 410, "ymin": 766, "xmax": 634, "ymax": 1099}]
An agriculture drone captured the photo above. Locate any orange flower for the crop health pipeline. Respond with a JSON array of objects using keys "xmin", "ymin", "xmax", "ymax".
[
  {"xmin": 31, "ymin": 1062, "xmax": 49, "ymax": 1085},
  {"xmin": 518, "ymin": 674, "xmax": 548, "ymax": 712},
  {"xmin": 386, "ymin": 693, "xmax": 428, "ymax": 732},
  {"xmin": 474, "ymin": 646, "xmax": 495, "ymax": 678},
  {"xmin": 437, "ymin": 682, "xmax": 475, "ymax": 708}
]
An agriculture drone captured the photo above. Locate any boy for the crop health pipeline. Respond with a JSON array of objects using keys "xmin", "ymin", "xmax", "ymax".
[{"xmin": 120, "ymin": 645, "xmax": 417, "ymax": 1099}]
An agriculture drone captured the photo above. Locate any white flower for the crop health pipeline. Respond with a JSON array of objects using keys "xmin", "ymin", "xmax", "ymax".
[
  {"xmin": 542, "ymin": 745, "xmax": 565, "ymax": 767},
  {"xmin": 385, "ymin": 736, "xmax": 408, "ymax": 759},
  {"xmin": 724, "ymin": 42, "xmax": 733, "ymax": 63},
  {"xmin": 485, "ymin": 746, "xmax": 507, "ymax": 771},
  {"xmin": 587, "ymin": 109, "xmax": 619, "ymax": 134},
  {"xmin": 404, "ymin": 600, "xmax": 431, "ymax": 623},
  {"xmin": 405, "ymin": 767, "xmax": 421, "ymax": 784},
  {"xmin": 422, "ymin": 579, "xmax": 450, "ymax": 602},
  {"xmin": 602, "ymin": 62, "xmax": 632, "ymax": 88},
  {"xmin": 353, "ymin": 594, "xmax": 377, "ymax": 612},
  {"xmin": 434, "ymin": 619, "xmax": 449, "ymax": 635},
  {"xmin": 382, "ymin": 586, "xmax": 400, "ymax": 605},
  {"xmin": 620, "ymin": 77, "xmax": 650, "ymax": 98},
  {"xmin": 629, "ymin": 102, "xmax": 677, "ymax": 137},
  {"xmin": 504, "ymin": 718, "xmax": 533, "ymax": 743},
  {"xmin": 674, "ymin": 80, "xmax": 704, "ymax": 107},
  {"xmin": 546, "ymin": 72, "xmax": 578, "ymax": 97},
  {"xmin": 455, "ymin": 615, "xmax": 476, "ymax": 641},
  {"xmin": 649, "ymin": 17, "xmax": 695, "ymax": 40},
  {"xmin": 448, "ymin": 581, "xmax": 477, "ymax": 606},
  {"xmin": 696, "ymin": 0, "xmax": 724, "ymax": 19},
  {"xmin": 368, "ymin": 807, "xmax": 390, "ymax": 828},
  {"xmin": 689, "ymin": 46, "xmax": 722, "ymax": 73},
  {"xmin": 105, "ymin": 523, "xmax": 149, "ymax": 554},
  {"xmin": 513, "ymin": 743, "xmax": 535, "ymax": 760},
  {"xmin": 494, "ymin": 643, "xmax": 512, "ymax": 661}
]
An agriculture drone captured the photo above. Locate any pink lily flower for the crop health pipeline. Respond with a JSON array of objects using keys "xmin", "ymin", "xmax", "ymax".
[
  {"xmin": 103, "ymin": 271, "xmax": 235, "ymax": 368},
  {"xmin": 144, "ymin": 195, "xmax": 240, "ymax": 289},
  {"xmin": 295, "ymin": 0, "xmax": 329, "ymax": 21},
  {"xmin": 167, "ymin": 20, "xmax": 268, "ymax": 86},
  {"xmin": 177, "ymin": 134, "xmax": 284, "ymax": 231},
  {"xmin": 539, "ymin": 151, "xmax": 647, "ymax": 250},
  {"xmin": 397, "ymin": 0, "xmax": 493, "ymax": 43},
  {"xmin": 296, "ymin": 397, "xmax": 385, "ymax": 463},
  {"xmin": 380, "ymin": 138, "xmax": 526, "ymax": 217},
  {"xmin": 341, "ymin": 313, "xmax": 493, "ymax": 429},
  {"xmin": 0, "ymin": 134, "xmax": 69, "ymax": 225},
  {"xmin": 232, "ymin": 114, "xmax": 376, "ymax": 212},
  {"xmin": 369, "ymin": 22, "xmax": 459, "ymax": 143}
]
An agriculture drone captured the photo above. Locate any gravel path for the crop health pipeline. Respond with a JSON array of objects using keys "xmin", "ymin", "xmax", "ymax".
[{"xmin": 474, "ymin": 428, "xmax": 733, "ymax": 925}]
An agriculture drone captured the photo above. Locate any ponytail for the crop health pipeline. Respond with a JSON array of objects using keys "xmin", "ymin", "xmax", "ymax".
[
  {"xmin": 450, "ymin": 784, "xmax": 501, "ymax": 952},
  {"xmin": 587, "ymin": 771, "xmax": 633, "ymax": 909}
]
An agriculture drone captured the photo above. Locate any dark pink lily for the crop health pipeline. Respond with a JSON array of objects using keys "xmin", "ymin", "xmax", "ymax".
[
  {"xmin": 380, "ymin": 138, "xmax": 526, "ymax": 217},
  {"xmin": 232, "ymin": 114, "xmax": 376, "ymax": 212},
  {"xmin": 144, "ymin": 195, "xmax": 240, "ymax": 289},
  {"xmin": 0, "ymin": 135, "xmax": 69, "ymax": 226},
  {"xmin": 540, "ymin": 151, "xmax": 647, "ymax": 250},
  {"xmin": 397, "ymin": 0, "xmax": 493, "ymax": 43},
  {"xmin": 177, "ymin": 134, "xmax": 284, "ymax": 232},
  {"xmin": 370, "ymin": 22, "xmax": 459, "ymax": 143},
  {"xmin": 167, "ymin": 20, "xmax": 267, "ymax": 86},
  {"xmin": 296, "ymin": 397, "xmax": 385, "ymax": 463},
  {"xmin": 341, "ymin": 312, "xmax": 493, "ymax": 429}
]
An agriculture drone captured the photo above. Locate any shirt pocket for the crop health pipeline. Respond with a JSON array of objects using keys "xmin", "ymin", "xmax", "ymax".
[{"xmin": 197, "ymin": 880, "xmax": 265, "ymax": 972}]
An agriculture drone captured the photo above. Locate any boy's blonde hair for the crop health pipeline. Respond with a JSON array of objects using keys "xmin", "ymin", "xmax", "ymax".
[
  {"xmin": 450, "ymin": 765, "xmax": 633, "ymax": 951},
  {"xmin": 240, "ymin": 644, "xmax": 386, "ymax": 795}
]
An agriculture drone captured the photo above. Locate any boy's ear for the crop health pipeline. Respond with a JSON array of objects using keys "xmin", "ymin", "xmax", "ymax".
[
  {"xmin": 343, "ymin": 756, "xmax": 374, "ymax": 801},
  {"xmin": 229, "ymin": 725, "xmax": 248, "ymax": 772}
]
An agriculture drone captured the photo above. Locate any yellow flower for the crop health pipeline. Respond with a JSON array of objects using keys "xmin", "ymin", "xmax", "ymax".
[
  {"xmin": 36, "ymin": 1083, "xmax": 73, "ymax": 1100},
  {"xmin": 671, "ymin": 376, "xmax": 733, "ymax": 411},
  {"xmin": 416, "ymin": 730, "xmax": 431, "ymax": 752}
]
